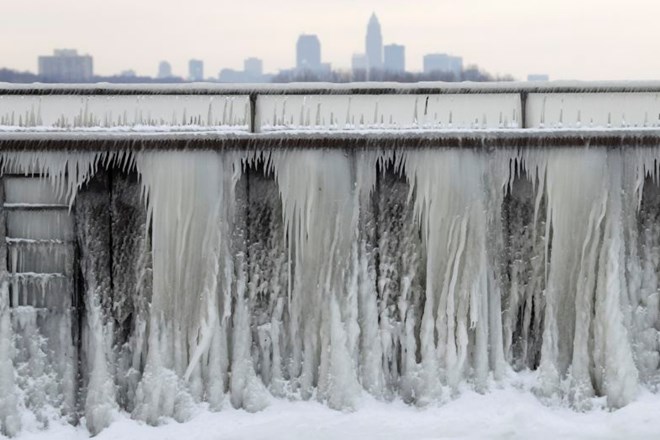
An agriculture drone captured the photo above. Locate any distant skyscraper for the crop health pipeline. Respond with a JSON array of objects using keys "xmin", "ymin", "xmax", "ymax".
[
  {"xmin": 188, "ymin": 59, "xmax": 204, "ymax": 81},
  {"xmin": 384, "ymin": 44, "xmax": 405, "ymax": 73},
  {"xmin": 244, "ymin": 58, "xmax": 263, "ymax": 77},
  {"xmin": 38, "ymin": 49, "xmax": 93, "ymax": 82},
  {"xmin": 158, "ymin": 61, "xmax": 172, "ymax": 79},
  {"xmin": 296, "ymin": 34, "xmax": 322, "ymax": 72},
  {"xmin": 366, "ymin": 13, "xmax": 383, "ymax": 72},
  {"xmin": 423, "ymin": 53, "xmax": 463, "ymax": 77}
]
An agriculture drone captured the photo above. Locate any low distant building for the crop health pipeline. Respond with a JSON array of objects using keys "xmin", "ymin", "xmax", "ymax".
[
  {"xmin": 38, "ymin": 49, "xmax": 93, "ymax": 82},
  {"xmin": 527, "ymin": 74, "xmax": 549, "ymax": 81},
  {"xmin": 218, "ymin": 69, "xmax": 244, "ymax": 83},
  {"xmin": 423, "ymin": 53, "xmax": 463, "ymax": 77},
  {"xmin": 158, "ymin": 61, "xmax": 173, "ymax": 79},
  {"xmin": 219, "ymin": 58, "xmax": 274, "ymax": 83},
  {"xmin": 119, "ymin": 69, "xmax": 136, "ymax": 78},
  {"xmin": 384, "ymin": 44, "xmax": 405, "ymax": 73},
  {"xmin": 351, "ymin": 54, "xmax": 368, "ymax": 74},
  {"xmin": 188, "ymin": 59, "xmax": 204, "ymax": 81},
  {"xmin": 218, "ymin": 64, "xmax": 272, "ymax": 83}
]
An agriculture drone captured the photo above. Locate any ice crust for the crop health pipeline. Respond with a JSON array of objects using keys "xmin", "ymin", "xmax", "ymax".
[{"xmin": 0, "ymin": 145, "xmax": 659, "ymax": 436}]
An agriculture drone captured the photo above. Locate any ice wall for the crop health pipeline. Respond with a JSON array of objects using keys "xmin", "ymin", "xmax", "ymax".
[
  {"xmin": 0, "ymin": 95, "xmax": 250, "ymax": 130},
  {"xmin": 526, "ymin": 92, "xmax": 660, "ymax": 129},
  {"xmin": 256, "ymin": 94, "xmax": 521, "ymax": 131},
  {"xmin": 0, "ymin": 146, "xmax": 659, "ymax": 436},
  {"xmin": 4, "ymin": 90, "xmax": 660, "ymax": 133}
]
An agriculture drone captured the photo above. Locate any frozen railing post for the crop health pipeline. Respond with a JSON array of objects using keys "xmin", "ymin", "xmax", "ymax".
[
  {"xmin": 520, "ymin": 91, "xmax": 528, "ymax": 128},
  {"xmin": 249, "ymin": 93, "xmax": 258, "ymax": 133}
]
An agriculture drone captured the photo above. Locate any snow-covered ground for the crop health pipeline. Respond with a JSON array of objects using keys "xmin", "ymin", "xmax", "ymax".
[{"xmin": 11, "ymin": 373, "xmax": 660, "ymax": 440}]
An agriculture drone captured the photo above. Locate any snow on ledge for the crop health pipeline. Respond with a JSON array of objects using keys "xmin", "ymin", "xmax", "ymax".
[
  {"xmin": 1, "ymin": 128, "xmax": 660, "ymax": 150},
  {"xmin": 4, "ymin": 80, "xmax": 660, "ymax": 95}
]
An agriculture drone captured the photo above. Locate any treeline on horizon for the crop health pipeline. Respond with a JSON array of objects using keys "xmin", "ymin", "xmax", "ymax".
[
  {"xmin": 0, "ymin": 68, "xmax": 184, "ymax": 84},
  {"xmin": 0, "ymin": 65, "xmax": 514, "ymax": 84},
  {"xmin": 272, "ymin": 65, "xmax": 514, "ymax": 83}
]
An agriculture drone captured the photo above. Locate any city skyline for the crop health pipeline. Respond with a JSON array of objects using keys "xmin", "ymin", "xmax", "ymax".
[
  {"xmin": 7, "ymin": 16, "xmax": 466, "ymax": 81},
  {"xmin": 20, "ymin": 13, "xmax": 472, "ymax": 83},
  {"xmin": 2, "ymin": 0, "xmax": 659, "ymax": 80}
]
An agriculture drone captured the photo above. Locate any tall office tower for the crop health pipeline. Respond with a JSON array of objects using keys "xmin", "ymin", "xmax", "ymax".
[
  {"xmin": 188, "ymin": 59, "xmax": 204, "ymax": 81},
  {"xmin": 384, "ymin": 44, "xmax": 405, "ymax": 73},
  {"xmin": 365, "ymin": 13, "xmax": 383, "ymax": 71},
  {"xmin": 38, "ymin": 49, "xmax": 93, "ymax": 82},
  {"xmin": 296, "ymin": 34, "xmax": 322, "ymax": 72}
]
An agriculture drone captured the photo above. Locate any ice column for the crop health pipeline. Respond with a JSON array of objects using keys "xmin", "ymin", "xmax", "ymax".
[
  {"xmin": 535, "ymin": 148, "xmax": 640, "ymax": 408},
  {"xmin": 132, "ymin": 151, "xmax": 269, "ymax": 424},
  {"xmin": 402, "ymin": 149, "xmax": 507, "ymax": 400},
  {"xmin": 270, "ymin": 150, "xmax": 361, "ymax": 409}
]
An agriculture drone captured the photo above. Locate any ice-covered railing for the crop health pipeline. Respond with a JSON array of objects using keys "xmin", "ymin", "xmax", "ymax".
[
  {"xmin": 255, "ymin": 94, "xmax": 522, "ymax": 131},
  {"xmin": 0, "ymin": 93, "xmax": 250, "ymax": 131},
  {"xmin": 3, "ymin": 81, "xmax": 660, "ymax": 134}
]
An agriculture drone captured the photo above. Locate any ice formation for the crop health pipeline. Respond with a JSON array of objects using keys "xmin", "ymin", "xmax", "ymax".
[{"xmin": 0, "ymin": 145, "xmax": 659, "ymax": 436}]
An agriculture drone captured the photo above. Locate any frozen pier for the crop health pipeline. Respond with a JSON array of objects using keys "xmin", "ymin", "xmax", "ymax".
[{"xmin": 1, "ymin": 82, "xmax": 660, "ymax": 436}]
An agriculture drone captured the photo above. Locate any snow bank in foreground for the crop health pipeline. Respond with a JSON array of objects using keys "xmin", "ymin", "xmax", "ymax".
[{"xmin": 10, "ymin": 373, "xmax": 660, "ymax": 440}]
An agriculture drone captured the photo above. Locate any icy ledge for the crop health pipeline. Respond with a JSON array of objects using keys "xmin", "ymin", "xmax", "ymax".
[{"xmin": 2, "ymin": 127, "xmax": 660, "ymax": 142}]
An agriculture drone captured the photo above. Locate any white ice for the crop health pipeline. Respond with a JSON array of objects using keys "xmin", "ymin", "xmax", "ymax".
[{"xmin": 0, "ymin": 146, "xmax": 659, "ymax": 438}]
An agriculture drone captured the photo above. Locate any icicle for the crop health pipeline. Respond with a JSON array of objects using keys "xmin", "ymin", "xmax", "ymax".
[
  {"xmin": 270, "ymin": 150, "xmax": 361, "ymax": 409},
  {"xmin": 402, "ymin": 149, "xmax": 500, "ymax": 396}
]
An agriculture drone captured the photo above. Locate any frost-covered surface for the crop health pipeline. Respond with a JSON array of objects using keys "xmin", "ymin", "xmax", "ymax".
[
  {"xmin": 3, "ymin": 80, "xmax": 660, "ymax": 94},
  {"xmin": 257, "ymin": 92, "xmax": 660, "ymax": 132},
  {"xmin": 2, "ymin": 127, "xmax": 660, "ymax": 145},
  {"xmin": 1, "ymin": 147, "xmax": 660, "ymax": 437},
  {"xmin": 2, "ymin": 84, "xmax": 660, "ymax": 132},
  {"xmin": 10, "ymin": 374, "xmax": 660, "ymax": 440},
  {"xmin": 0, "ymin": 95, "xmax": 249, "ymax": 130},
  {"xmin": 0, "ymin": 126, "xmax": 249, "ymax": 134},
  {"xmin": 256, "ymin": 93, "xmax": 521, "ymax": 131},
  {"xmin": 527, "ymin": 93, "xmax": 660, "ymax": 129}
]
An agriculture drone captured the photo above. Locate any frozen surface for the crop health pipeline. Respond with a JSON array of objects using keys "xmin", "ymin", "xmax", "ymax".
[
  {"xmin": 0, "ymin": 95, "xmax": 249, "ymax": 130},
  {"xmin": 9, "ymin": 373, "xmax": 660, "ymax": 440},
  {"xmin": 3, "ymin": 83, "xmax": 660, "ymax": 133},
  {"xmin": 527, "ymin": 92, "xmax": 660, "ymax": 129},
  {"xmin": 0, "ymin": 147, "xmax": 660, "ymax": 437},
  {"xmin": 3, "ymin": 80, "xmax": 660, "ymax": 94},
  {"xmin": 256, "ymin": 94, "xmax": 521, "ymax": 131}
]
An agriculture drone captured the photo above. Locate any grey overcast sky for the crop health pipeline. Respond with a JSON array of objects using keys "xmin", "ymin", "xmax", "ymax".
[{"xmin": 1, "ymin": 0, "xmax": 658, "ymax": 80}]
